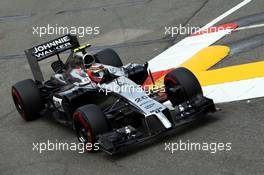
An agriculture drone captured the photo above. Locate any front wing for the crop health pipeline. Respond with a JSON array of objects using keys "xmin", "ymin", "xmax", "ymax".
[{"xmin": 97, "ymin": 95, "xmax": 215, "ymax": 155}]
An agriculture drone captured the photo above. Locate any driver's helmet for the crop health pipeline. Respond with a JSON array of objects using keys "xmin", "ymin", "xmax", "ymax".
[{"xmin": 83, "ymin": 54, "xmax": 95, "ymax": 69}]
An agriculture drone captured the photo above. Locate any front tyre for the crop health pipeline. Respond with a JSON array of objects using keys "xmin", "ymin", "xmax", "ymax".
[
  {"xmin": 11, "ymin": 79, "xmax": 44, "ymax": 121},
  {"xmin": 164, "ymin": 67, "xmax": 203, "ymax": 106},
  {"xmin": 73, "ymin": 104, "xmax": 109, "ymax": 152}
]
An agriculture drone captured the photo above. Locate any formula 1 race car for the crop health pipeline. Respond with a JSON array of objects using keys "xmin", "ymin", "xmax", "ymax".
[{"xmin": 11, "ymin": 35, "xmax": 216, "ymax": 154}]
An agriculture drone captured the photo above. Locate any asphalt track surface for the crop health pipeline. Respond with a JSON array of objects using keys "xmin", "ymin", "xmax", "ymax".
[{"xmin": 1, "ymin": 0, "xmax": 264, "ymax": 175}]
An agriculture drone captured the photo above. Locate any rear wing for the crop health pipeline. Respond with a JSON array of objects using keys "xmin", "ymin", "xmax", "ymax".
[{"xmin": 25, "ymin": 35, "xmax": 80, "ymax": 82}]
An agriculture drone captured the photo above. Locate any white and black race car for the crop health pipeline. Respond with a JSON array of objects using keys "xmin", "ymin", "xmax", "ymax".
[{"xmin": 11, "ymin": 35, "xmax": 216, "ymax": 154}]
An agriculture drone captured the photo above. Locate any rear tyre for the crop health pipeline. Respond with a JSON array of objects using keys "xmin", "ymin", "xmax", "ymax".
[
  {"xmin": 11, "ymin": 79, "xmax": 43, "ymax": 121},
  {"xmin": 73, "ymin": 104, "xmax": 109, "ymax": 152},
  {"xmin": 94, "ymin": 48, "xmax": 123, "ymax": 67},
  {"xmin": 164, "ymin": 67, "xmax": 202, "ymax": 106}
]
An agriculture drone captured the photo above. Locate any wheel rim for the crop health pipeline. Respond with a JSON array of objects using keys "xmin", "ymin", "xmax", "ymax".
[
  {"xmin": 74, "ymin": 112, "xmax": 93, "ymax": 144},
  {"xmin": 164, "ymin": 78, "xmax": 186, "ymax": 106},
  {"xmin": 12, "ymin": 88, "xmax": 26, "ymax": 119},
  {"xmin": 78, "ymin": 123, "xmax": 89, "ymax": 143},
  {"xmin": 164, "ymin": 78, "xmax": 179, "ymax": 98}
]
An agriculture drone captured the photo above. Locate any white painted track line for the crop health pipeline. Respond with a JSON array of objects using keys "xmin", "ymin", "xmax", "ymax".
[
  {"xmin": 201, "ymin": 0, "xmax": 252, "ymax": 30},
  {"xmin": 235, "ymin": 23, "xmax": 264, "ymax": 31}
]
